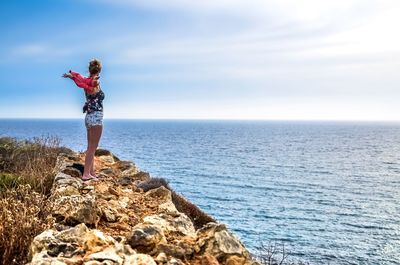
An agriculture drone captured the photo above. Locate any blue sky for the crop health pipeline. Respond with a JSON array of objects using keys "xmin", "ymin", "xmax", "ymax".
[{"xmin": 1, "ymin": 0, "xmax": 400, "ymax": 120}]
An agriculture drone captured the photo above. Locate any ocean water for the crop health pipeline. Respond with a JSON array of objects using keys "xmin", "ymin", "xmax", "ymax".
[{"xmin": 1, "ymin": 119, "xmax": 399, "ymax": 265}]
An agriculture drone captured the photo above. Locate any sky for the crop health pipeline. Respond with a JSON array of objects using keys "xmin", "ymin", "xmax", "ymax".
[{"xmin": 0, "ymin": 0, "xmax": 400, "ymax": 120}]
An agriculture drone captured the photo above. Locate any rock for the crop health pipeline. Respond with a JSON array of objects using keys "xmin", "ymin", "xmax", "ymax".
[
  {"xmin": 196, "ymin": 223, "xmax": 251, "ymax": 263},
  {"xmin": 114, "ymin": 161, "xmax": 136, "ymax": 172},
  {"xmin": 121, "ymin": 166, "xmax": 139, "ymax": 178},
  {"xmin": 100, "ymin": 206, "xmax": 118, "ymax": 222},
  {"xmin": 83, "ymin": 261, "xmax": 103, "ymax": 265},
  {"xmin": 31, "ymin": 230, "xmax": 57, "ymax": 255},
  {"xmin": 98, "ymin": 155, "xmax": 115, "ymax": 164},
  {"xmin": 131, "ymin": 171, "xmax": 151, "ymax": 182},
  {"xmin": 156, "ymin": 242, "xmax": 193, "ymax": 260},
  {"xmin": 168, "ymin": 258, "xmax": 185, "ymax": 265},
  {"xmin": 52, "ymin": 173, "xmax": 84, "ymax": 199},
  {"xmin": 155, "ymin": 252, "xmax": 168, "ymax": 263},
  {"xmin": 145, "ymin": 186, "xmax": 171, "ymax": 201},
  {"xmin": 200, "ymin": 255, "xmax": 220, "ymax": 265},
  {"xmin": 109, "ymin": 186, "xmax": 121, "ymax": 197},
  {"xmin": 127, "ymin": 224, "xmax": 166, "ymax": 254},
  {"xmin": 226, "ymin": 255, "xmax": 246, "ymax": 265},
  {"xmin": 53, "ymin": 195, "xmax": 100, "ymax": 226},
  {"xmin": 30, "ymin": 225, "xmax": 88, "ymax": 261},
  {"xmin": 29, "ymin": 251, "xmax": 68, "ymax": 265},
  {"xmin": 124, "ymin": 253, "xmax": 157, "ymax": 265},
  {"xmin": 118, "ymin": 197, "xmax": 131, "ymax": 208},
  {"xmin": 84, "ymin": 246, "xmax": 123, "ymax": 264},
  {"xmin": 62, "ymin": 167, "xmax": 82, "ymax": 179},
  {"xmin": 83, "ymin": 229, "xmax": 117, "ymax": 252},
  {"xmin": 54, "ymin": 155, "xmax": 70, "ymax": 172},
  {"xmin": 31, "ymin": 224, "xmax": 126, "ymax": 264},
  {"xmin": 94, "ymin": 149, "xmax": 120, "ymax": 161},
  {"xmin": 143, "ymin": 213, "xmax": 195, "ymax": 236},
  {"xmin": 101, "ymin": 167, "xmax": 115, "ymax": 176},
  {"xmin": 53, "ymin": 173, "xmax": 83, "ymax": 189},
  {"xmin": 142, "ymin": 180, "xmax": 174, "ymax": 214},
  {"xmin": 53, "ymin": 185, "xmax": 81, "ymax": 198},
  {"xmin": 118, "ymin": 176, "xmax": 133, "ymax": 186},
  {"xmin": 56, "ymin": 223, "xmax": 89, "ymax": 245},
  {"xmin": 94, "ymin": 149, "xmax": 113, "ymax": 157}
]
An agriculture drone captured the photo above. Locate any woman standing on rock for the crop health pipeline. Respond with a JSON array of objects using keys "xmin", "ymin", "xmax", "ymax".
[{"xmin": 63, "ymin": 59, "xmax": 105, "ymax": 181}]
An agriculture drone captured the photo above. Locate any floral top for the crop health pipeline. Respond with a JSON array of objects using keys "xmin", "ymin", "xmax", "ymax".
[
  {"xmin": 83, "ymin": 89, "xmax": 105, "ymax": 113},
  {"xmin": 69, "ymin": 71, "xmax": 105, "ymax": 114}
]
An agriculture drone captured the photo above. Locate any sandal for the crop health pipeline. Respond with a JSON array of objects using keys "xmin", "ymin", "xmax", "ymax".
[{"xmin": 81, "ymin": 175, "xmax": 99, "ymax": 181}]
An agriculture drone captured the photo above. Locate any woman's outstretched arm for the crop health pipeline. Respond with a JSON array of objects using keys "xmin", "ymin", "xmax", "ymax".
[{"xmin": 63, "ymin": 70, "xmax": 96, "ymax": 92}]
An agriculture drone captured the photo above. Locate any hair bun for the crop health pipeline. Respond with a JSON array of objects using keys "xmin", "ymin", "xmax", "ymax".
[{"xmin": 89, "ymin": 58, "xmax": 102, "ymax": 75}]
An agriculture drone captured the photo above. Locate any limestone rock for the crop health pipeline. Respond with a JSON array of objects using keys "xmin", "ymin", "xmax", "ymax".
[
  {"xmin": 53, "ymin": 195, "xmax": 100, "ymax": 226},
  {"xmin": 98, "ymin": 155, "xmax": 115, "ymax": 164},
  {"xmin": 53, "ymin": 172, "xmax": 83, "ymax": 190},
  {"xmin": 115, "ymin": 161, "xmax": 133, "ymax": 171},
  {"xmin": 28, "ymin": 251, "xmax": 68, "ymax": 265},
  {"xmin": 127, "ymin": 223, "xmax": 166, "ymax": 254},
  {"xmin": 168, "ymin": 257, "xmax": 185, "ymax": 265},
  {"xmin": 200, "ymin": 255, "xmax": 220, "ymax": 265},
  {"xmin": 84, "ymin": 246, "xmax": 124, "ymax": 264},
  {"xmin": 30, "ymin": 224, "xmax": 133, "ymax": 265},
  {"xmin": 100, "ymin": 205, "xmax": 118, "ymax": 222},
  {"xmin": 158, "ymin": 200, "xmax": 179, "ymax": 214},
  {"xmin": 62, "ymin": 167, "xmax": 82, "ymax": 179},
  {"xmin": 101, "ymin": 167, "xmax": 115, "ymax": 176},
  {"xmin": 156, "ymin": 242, "xmax": 194, "ymax": 260},
  {"xmin": 145, "ymin": 186, "xmax": 171, "ymax": 201},
  {"xmin": 124, "ymin": 253, "xmax": 157, "ymax": 265},
  {"xmin": 31, "ymin": 230, "xmax": 58, "ymax": 255},
  {"xmin": 94, "ymin": 148, "xmax": 120, "ymax": 161},
  {"xmin": 83, "ymin": 229, "xmax": 117, "ymax": 252},
  {"xmin": 155, "ymin": 252, "xmax": 168, "ymax": 263},
  {"xmin": 143, "ymin": 212, "xmax": 195, "ymax": 236},
  {"xmin": 226, "ymin": 255, "xmax": 246, "ymax": 265},
  {"xmin": 196, "ymin": 223, "xmax": 251, "ymax": 263}
]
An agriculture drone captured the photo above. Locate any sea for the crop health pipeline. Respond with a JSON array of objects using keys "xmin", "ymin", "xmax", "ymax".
[{"xmin": 1, "ymin": 119, "xmax": 399, "ymax": 265}]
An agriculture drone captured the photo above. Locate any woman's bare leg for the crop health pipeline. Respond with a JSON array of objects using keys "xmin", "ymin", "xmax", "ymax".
[
  {"xmin": 90, "ymin": 125, "xmax": 103, "ymax": 177},
  {"xmin": 82, "ymin": 125, "xmax": 102, "ymax": 180}
]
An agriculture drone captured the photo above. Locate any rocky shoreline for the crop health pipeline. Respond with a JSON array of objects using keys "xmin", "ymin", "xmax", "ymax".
[{"xmin": 27, "ymin": 149, "xmax": 259, "ymax": 265}]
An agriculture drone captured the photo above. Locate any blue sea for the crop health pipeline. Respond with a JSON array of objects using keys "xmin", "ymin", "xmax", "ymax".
[{"xmin": 1, "ymin": 119, "xmax": 399, "ymax": 265}]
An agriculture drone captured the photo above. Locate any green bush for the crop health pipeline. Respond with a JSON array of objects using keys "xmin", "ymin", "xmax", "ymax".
[
  {"xmin": 0, "ymin": 173, "xmax": 20, "ymax": 192},
  {"xmin": 0, "ymin": 136, "xmax": 68, "ymax": 195}
]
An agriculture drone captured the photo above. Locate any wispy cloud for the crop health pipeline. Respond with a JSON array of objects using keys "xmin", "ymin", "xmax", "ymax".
[{"xmin": 1, "ymin": 0, "xmax": 400, "ymax": 119}]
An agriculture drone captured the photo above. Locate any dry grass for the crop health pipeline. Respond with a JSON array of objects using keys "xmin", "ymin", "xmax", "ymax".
[
  {"xmin": 0, "ymin": 136, "xmax": 68, "ymax": 195},
  {"xmin": 0, "ymin": 185, "xmax": 54, "ymax": 265},
  {"xmin": 137, "ymin": 177, "xmax": 171, "ymax": 191},
  {"xmin": 256, "ymin": 241, "xmax": 310, "ymax": 265},
  {"xmin": 171, "ymin": 192, "xmax": 216, "ymax": 230}
]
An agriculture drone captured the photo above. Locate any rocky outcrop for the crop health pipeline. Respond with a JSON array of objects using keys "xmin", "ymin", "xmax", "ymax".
[{"xmin": 27, "ymin": 150, "xmax": 259, "ymax": 265}]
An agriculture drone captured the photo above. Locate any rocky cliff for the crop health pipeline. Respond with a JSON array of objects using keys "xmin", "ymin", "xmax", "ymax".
[{"xmin": 27, "ymin": 149, "xmax": 259, "ymax": 265}]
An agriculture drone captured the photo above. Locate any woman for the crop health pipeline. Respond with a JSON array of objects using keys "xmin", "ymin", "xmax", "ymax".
[{"xmin": 63, "ymin": 59, "xmax": 105, "ymax": 181}]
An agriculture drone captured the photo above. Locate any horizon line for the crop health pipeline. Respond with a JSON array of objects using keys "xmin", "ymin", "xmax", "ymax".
[{"xmin": 1, "ymin": 117, "xmax": 400, "ymax": 123}]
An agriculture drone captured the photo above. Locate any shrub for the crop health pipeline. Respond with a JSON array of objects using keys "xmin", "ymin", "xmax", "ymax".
[
  {"xmin": 256, "ymin": 241, "xmax": 310, "ymax": 265},
  {"xmin": 137, "ymin": 177, "xmax": 171, "ymax": 191},
  {"xmin": 171, "ymin": 191, "xmax": 216, "ymax": 230},
  {"xmin": 0, "ymin": 136, "xmax": 66, "ymax": 195},
  {"xmin": 0, "ymin": 185, "xmax": 54, "ymax": 265},
  {"xmin": 0, "ymin": 173, "xmax": 20, "ymax": 192}
]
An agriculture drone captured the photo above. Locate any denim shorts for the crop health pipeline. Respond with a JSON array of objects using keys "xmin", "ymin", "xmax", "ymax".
[{"xmin": 85, "ymin": 111, "xmax": 103, "ymax": 129}]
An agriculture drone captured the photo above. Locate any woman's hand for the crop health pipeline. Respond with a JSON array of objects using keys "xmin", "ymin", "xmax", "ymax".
[{"xmin": 62, "ymin": 71, "xmax": 72, "ymax": 78}]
